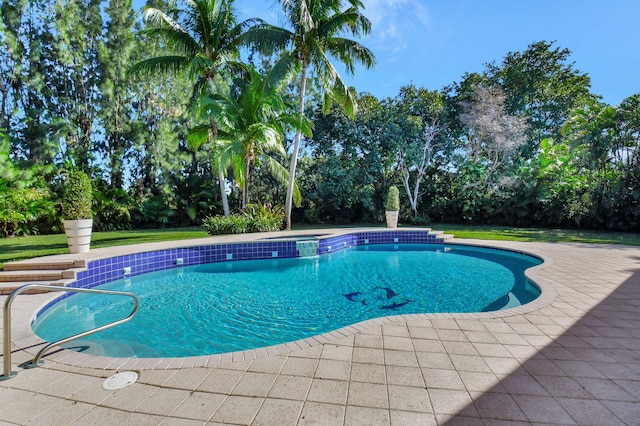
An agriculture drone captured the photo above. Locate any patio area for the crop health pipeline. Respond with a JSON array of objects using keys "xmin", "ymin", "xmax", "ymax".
[{"xmin": 1, "ymin": 237, "xmax": 639, "ymax": 425}]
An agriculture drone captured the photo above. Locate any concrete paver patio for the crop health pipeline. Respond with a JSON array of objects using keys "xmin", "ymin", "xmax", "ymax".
[{"xmin": 1, "ymin": 236, "xmax": 639, "ymax": 425}]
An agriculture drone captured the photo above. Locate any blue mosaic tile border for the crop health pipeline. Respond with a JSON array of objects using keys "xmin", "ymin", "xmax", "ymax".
[
  {"xmin": 34, "ymin": 230, "xmax": 445, "ymax": 319},
  {"xmin": 71, "ymin": 241, "xmax": 299, "ymax": 290},
  {"xmin": 68, "ymin": 230, "xmax": 445, "ymax": 290}
]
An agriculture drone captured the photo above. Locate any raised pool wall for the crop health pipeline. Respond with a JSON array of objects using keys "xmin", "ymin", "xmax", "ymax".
[{"xmin": 70, "ymin": 230, "xmax": 446, "ymax": 291}]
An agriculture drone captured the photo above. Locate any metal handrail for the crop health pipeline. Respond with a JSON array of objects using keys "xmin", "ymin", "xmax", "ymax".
[{"xmin": 1, "ymin": 284, "xmax": 139, "ymax": 380}]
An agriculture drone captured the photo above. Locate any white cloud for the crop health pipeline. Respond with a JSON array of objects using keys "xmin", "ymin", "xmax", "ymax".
[{"xmin": 358, "ymin": 0, "xmax": 433, "ymax": 61}]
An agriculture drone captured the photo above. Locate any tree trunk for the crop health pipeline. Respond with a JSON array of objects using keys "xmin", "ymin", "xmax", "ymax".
[
  {"xmin": 284, "ymin": 63, "xmax": 308, "ymax": 230},
  {"xmin": 218, "ymin": 169, "xmax": 230, "ymax": 217}
]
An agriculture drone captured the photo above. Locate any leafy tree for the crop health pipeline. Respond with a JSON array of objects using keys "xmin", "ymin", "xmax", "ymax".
[
  {"xmin": 51, "ymin": 0, "xmax": 104, "ymax": 172},
  {"xmin": 459, "ymin": 86, "xmax": 527, "ymax": 184},
  {"xmin": 98, "ymin": 0, "xmax": 138, "ymax": 190},
  {"xmin": 251, "ymin": 0, "xmax": 377, "ymax": 229},
  {"xmin": 487, "ymin": 40, "xmax": 594, "ymax": 154},
  {"xmin": 0, "ymin": 0, "xmax": 57, "ymax": 165}
]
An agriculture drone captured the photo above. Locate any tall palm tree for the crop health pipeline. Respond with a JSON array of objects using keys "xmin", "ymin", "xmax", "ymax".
[
  {"xmin": 246, "ymin": 0, "xmax": 376, "ymax": 229},
  {"xmin": 129, "ymin": 0, "xmax": 262, "ymax": 217},
  {"xmin": 190, "ymin": 56, "xmax": 312, "ymax": 208}
]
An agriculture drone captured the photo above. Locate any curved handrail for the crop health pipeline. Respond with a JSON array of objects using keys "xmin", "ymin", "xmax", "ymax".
[{"xmin": 1, "ymin": 284, "xmax": 139, "ymax": 380}]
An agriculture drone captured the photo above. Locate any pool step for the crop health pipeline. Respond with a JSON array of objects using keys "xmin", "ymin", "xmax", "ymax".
[
  {"xmin": 2, "ymin": 259, "xmax": 87, "ymax": 271},
  {"xmin": 0, "ymin": 260, "xmax": 85, "ymax": 295},
  {"xmin": 0, "ymin": 279, "xmax": 75, "ymax": 295}
]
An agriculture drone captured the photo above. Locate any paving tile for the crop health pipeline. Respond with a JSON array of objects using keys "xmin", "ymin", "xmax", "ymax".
[
  {"xmin": 307, "ymin": 379, "xmax": 349, "ymax": 404},
  {"xmin": 280, "ymin": 357, "xmax": 319, "ymax": 377},
  {"xmin": 511, "ymin": 394, "xmax": 575, "ymax": 424},
  {"xmin": 230, "ymin": 371, "xmax": 277, "ymax": 397},
  {"xmin": 428, "ymin": 389, "xmax": 474, "ymax": 415},
  {"xmin": 121, "ymin": 412, "xmax": 166, "ymax": 425},
  {"xmin": 170, "ymin": 391, "xmax": 225, "ymax": 421},
  {"xmin": 573, "ymin": 377, "xmax": 637, "ymax": 401},
  {"xmin": 443, "ymin": 341, "xmax": 479, "ymax": 356},
  {"xmin": 472, "ymin": 392, "xmax": 528, "ymax": 422},
  {"xmin": 601, "ymin": 400, "xmax": 640, "ymax": 425},
  {"xmin": 535, "ymin": 375, "xmax": 593, "ymax": 398},
  {"xmin": 383, "ymin": 324, "xmax": 411, "ymax": 337},
  {"xmin": 388, "ymin": 385, "xmax": 431, "ymax": 412},
  {"xmin": 161, "ymin": 368, "xmax": 209, "ymax": 390},
  {"xmin": 386, "ymin": 365, "xmax": 425, "ymax": 387},
  {"xmin": 70, "ymin": 406, "xmax": 130, "ymax": 425},
  {"xmin": 384, "ymin": 350, "xmax": 419, "ymax": 367},
  {"xmin": 320, "ymin": 344, "xmax": 353, "ymax": 361},
  {"xmin": 352, "ymin": 347, "xmax": 385, "ymax": 364},
  {"xmin": 26, "ymin": 399, "xmax": 94, "ymax": 426},
  {"xmin": 412, "ymin": 339, "xmax": 446, "ymax": 353},
  {"xmin": 100, "ymin": 383, "xmax": 158, "ymax": 411},
  {"xmin": 248, "ymin": 355, "xmax": 287, "ymax": 373},
  {"xmin": 344, "ymin": 405, "xmax": 390, "ymax": 425},
  {"xmin": 449, "ymin": 355, "xmax": 492, "ymax": 373},
  {"xmin": 422, "ymin": 368, "xmax": 465, "ymax": 390},
  {"xmin": 268, "ymin": 375, "xmax": 312, "ymax": 400},
  {"xmin": 161, "ymin": 417, "xmax": 206, "ymax": 425},
  {"xmin": 195, "ymin": 368, "xmax": 243, "ymax": 394},
  {"xmin": 499, "ymin": 374, "xmax": 549, "ymax": 396},
  {"xmin": 416, "ymin": 352, "xmax": 454, "ymax": 370},
  {"xmin": 389, "ymin": 409, "xmax": 437, "ymax": 425},
  {"xmin": 314, "ymin": 359, "xmax": 350, "ymax": 380},
  {"xmin": 347, "ymin": 382, "xmax": 389, "ymax": 409},
  {"xmin": 383, "ymin": 336, "xmax": 415, "ymax": 351},
  {"xmin": 252, "ymin": 398, "xmax": 304, "ymax": 426},
  {"xmin": 209, "ymin": 395, "xmax": 264, "ymax": 424},
  {"xmin": 556, "ymin": 397, "xmax": 625, "ymax": 426},
  {"xmin": 354, "ymin": 333, "xmax": 383, "ymax": 348},
  {"xmin": 298, "ymin": 402, "xmax": 345, "ymax": 426},
  {"xmin": 350, "ymin": 363, "xmax": 386, "ymax": 384},
  {"xmin": 134, "ymin": 388, "xmax": 191, "ymax": 416}
]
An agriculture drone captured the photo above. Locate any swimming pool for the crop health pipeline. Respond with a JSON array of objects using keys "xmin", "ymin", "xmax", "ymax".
[{"xmin": 32, "ymin": 243, "xmax": 541, "ymax": 358}]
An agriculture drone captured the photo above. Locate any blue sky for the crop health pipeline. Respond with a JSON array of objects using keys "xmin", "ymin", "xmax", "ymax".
[{"xmin": 235, "ymin": 0, "xmax": 639, "ymax": 106}]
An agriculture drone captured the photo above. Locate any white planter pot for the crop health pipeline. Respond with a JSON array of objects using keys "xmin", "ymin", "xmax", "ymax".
[
  {"xmin": 385, "ymin": 211, "xmax": 399, "ymax": 228},
  {"xmin": 64, "ymin": 219, "xmax": 93, "ymax": 254}
]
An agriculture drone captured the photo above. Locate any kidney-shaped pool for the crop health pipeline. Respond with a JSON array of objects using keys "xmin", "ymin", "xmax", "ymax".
[{"xmin": 32, "ymin": 243, "xmax": 541, "ymax": 358}]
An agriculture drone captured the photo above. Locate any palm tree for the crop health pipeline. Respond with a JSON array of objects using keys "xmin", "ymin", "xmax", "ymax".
[
  {"xmin": 190, "ymin": 57, "xmax": 312, "ymax": 208},
  {"xmin": 246, "ymin": 0, "xmax": 376, "ymax": 229},
  {"xmin": 129, "ymin": 0, "xmax": 262, "ymax": 217}
]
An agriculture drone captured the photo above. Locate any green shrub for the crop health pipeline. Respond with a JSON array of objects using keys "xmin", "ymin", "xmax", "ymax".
[
  {"xmin": 62, "ymin": 171, "xmax": 93, "ymax": 220},
  {"xmin": 203, "ymin": 204, "xmax": 284, "ymax": 235},
  {"xmin": 385, "ymin": 186, "xmax": 400, "ymax": 211},
  {"xmin": 0, "ymin": 181, "xmax": 52, "ymax": 237}
]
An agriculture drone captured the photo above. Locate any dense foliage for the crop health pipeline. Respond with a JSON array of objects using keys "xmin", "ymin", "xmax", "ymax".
[{"xmin": 1, "ymin": 1, "xmax": 638, "ymax": 236}]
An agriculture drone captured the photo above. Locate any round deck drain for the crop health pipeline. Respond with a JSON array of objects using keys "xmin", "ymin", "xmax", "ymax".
[{"xmin": 102, "ymin": 371, "xmax": 138, "ymax": 391}]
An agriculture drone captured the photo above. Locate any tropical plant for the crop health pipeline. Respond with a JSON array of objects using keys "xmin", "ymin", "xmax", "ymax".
[
  {"xmin": 190, "ymin": 59, "xmax": 311, "ymax": 208},
  {"xmin": 248, "ymin": 0, "xmax": 377, "ymax": 229},
  {"xmin": 129, "ymin": 0, "xmax": 266, "ymax": 217},
  {"xmin": 203, "ymin": 203, "xmax": 283, "ymax": 234}
]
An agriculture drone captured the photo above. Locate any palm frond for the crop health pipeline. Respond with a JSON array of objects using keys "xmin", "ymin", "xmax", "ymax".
[
  {"xmin": 127, "ymin": 55, "xmax": 190, "ymax": 79},
  {"xmin": 186, "ymin": 125, "xmax": 211, "ymax": 151},
  {"xmin": 241, "ymin": 25, "xmax": 294, "ymax": 56},
  {"xmin": 263, "ymin": 156, "xmax": 303, "ymax": 206},
  {"xmin": 264, "ymin": 52, "xmax": 297, "ymax": 93},
  {"xmin": 325, "ymin": 37, "xmax": 377, "ymax": 74}
]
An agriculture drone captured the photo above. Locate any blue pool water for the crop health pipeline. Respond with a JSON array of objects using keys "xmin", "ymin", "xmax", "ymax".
[{"xmin": 32, "ymin": 244, "xmax": 541, "ymax": 358}]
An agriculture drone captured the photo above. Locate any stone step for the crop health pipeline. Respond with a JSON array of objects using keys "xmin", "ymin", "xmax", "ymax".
[
  {"xmin": 0, "ymin": 270, "xmax": 69, "ymax": 282},
  {"xmin": 3, "ymin": 259, "xmax": 87, "ymax": 271},
  {"xmin": 0, "ymin": 280, "xmax": 74, "ymax": 295}
]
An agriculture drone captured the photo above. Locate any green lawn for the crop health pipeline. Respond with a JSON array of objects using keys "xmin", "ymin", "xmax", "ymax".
[{"xmin": 1, "ymin": 224, "xmax": 638, "ymax": 269}]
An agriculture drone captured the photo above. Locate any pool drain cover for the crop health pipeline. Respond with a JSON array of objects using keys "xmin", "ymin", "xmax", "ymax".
[{"xmin": 102, "ymin": 371, "xmax": 138, "ymax": 391}]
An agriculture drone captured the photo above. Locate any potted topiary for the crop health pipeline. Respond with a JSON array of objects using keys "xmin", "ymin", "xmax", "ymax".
[
  {"xmin": 385, "ymin": 185, "xmax": 400, "ymax": 228},
  {"xmin": 62, "ymin": 171, "xmax": 93, "ymax": 253}
]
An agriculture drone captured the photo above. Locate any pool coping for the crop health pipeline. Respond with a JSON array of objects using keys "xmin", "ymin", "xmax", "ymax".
[{"xmin": 7, "ymin": 228, "xmax": 557, "ymax": 371}]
